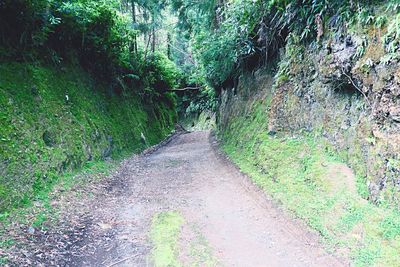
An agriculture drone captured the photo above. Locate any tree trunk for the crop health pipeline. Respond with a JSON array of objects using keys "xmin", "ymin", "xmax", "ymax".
[
  {"xmin": 151, "ymin": 13, "xmax": 156, "ymax": 53},
  {"xmin": 131, "ymin": 0, "xmax": 138, "ymax": 55},
  {"xmin": 167, "ymin": 33, "xmax": 171, "ymax": 59}
]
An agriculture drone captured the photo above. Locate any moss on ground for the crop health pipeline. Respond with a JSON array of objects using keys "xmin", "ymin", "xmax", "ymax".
[
  {"xmin": 150, "ymin": 211, "xmax": 184, "ymax": 267},
  {"xmin": 220, "ymin": 100, "xmax": 400, "ymax": 267},
  {"xmin": 0, "ymin": 62, "xmax": 176, "ymax": 212},
  {"xmin": 184, "ymin": 225, "xmax": 218, "ymax": 267},
  {"xmin": 150, "ymin": 211, "xmax": 217, "ymax": 267}
]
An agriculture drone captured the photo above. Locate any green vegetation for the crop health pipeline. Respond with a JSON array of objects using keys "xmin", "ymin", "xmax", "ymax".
[
  {"xmin": 0, "ymin": 0, "xmax": 182, "ymax": 92},
  {"xmin": 170, "ymin": 0, "xmax": 400, "ymax": 90},
  {"xmin": 150, "ymin": 211, "xmax": 184, "ymax": 267},
  {"xmin": 2, "ymin": 0, "xmax": 400, "ymax": 265},
  {"xmin": 150, "ymin": 211, "xmax": 217, "ymax": 267},
  {"xmin": 183, "ymin": 225, "xmax": 218, "ymax": 267},
  {"xmin": 0, "ymin": 160, "xmax": 113, "ymax": 222},
  {"xmin": 0, "ymin": 0, "xmax": 183, "ymax": 212},
  {"xmin": 168, "ymin": 0, "xmax": 400, "ymax": 126},
  {"xmin": 0, "ymin": 62, "xmax": 175, "ymax": 212},
  {"xmin": 178, "ymin": 87, "xmax": 217, "ymax": 129},
  {"xmin": 220, "ymin": 101, "xmax": 400, "ymax": 266}
]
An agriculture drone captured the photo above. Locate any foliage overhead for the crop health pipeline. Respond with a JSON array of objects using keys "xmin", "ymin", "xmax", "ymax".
[
  {"xmin": 2, "ymin": 0, "xmax": 400, "ymax": 102},
  {"xmin": 170, "ymin": 0, "xmax": 398, "ymax": 89}
]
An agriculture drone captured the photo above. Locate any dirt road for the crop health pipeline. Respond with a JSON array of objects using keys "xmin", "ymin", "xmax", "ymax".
[{"xmin": 74, "ymin": 131, "xmax": 345, "ymax": 267}]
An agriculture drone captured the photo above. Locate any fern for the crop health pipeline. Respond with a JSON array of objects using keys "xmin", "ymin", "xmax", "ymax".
[{"xmin": 384, "ymin": 14, "xmax": 400, "ymax": 53}]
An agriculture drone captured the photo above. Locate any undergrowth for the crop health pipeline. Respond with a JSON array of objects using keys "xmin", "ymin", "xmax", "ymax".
[{"xmin": 220, "ymin": 101, "xmax": 400, "ymax": 267}]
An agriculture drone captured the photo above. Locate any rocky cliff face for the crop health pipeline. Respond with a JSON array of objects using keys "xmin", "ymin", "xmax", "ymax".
[{"xmin": 219, "ymin": 28, "xmax": 400, "ymax": 207}]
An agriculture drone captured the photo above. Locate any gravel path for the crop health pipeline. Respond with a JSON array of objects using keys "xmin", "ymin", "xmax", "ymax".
[{"xmin": 71, "ymin": 131, "xmax": 346, "ymax": 267}]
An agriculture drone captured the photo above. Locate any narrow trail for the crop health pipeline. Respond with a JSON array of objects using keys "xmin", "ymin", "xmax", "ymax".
[{"xmin": 77, "ymin": 131, "xmax": 346, "ymax": 267}]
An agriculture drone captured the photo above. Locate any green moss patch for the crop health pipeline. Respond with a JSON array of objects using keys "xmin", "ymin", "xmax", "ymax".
[
  {"xmin": 150, "ymin": 211, "xmax": 184, "ymax": 267},
  {"xmin": 0, "ymin": 62, "xmax": 176, "ymax": 212}
]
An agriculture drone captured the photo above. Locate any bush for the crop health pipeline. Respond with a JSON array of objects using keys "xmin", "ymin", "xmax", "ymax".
[
  {"xmin": 0, "ymin": 0, "xmax": 51, "ymax": 51},
  {"xmin": 50, "ymin": 0, "xmax": 131, "ymax": 76},
  {"xmin": 174, "ymin": 0, "xmax": 384, "ymax": 88},
  {"xmin": 186, "ymin": 89, "xmax": 216, "ymax": 114},
  {"xmin": 0, "ymin": 0, "xmax": 183, "ymax": 102},
  {"xmin": 0, "ymin": 1, "xmax": 128, "ymax": 68},
  {"xmin": 137, "ymin": 52, "xmax": 182, "ymax": 96}
]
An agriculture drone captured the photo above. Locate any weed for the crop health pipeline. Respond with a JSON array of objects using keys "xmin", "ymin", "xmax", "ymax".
[
  {"xmin": 187, "ymin": 227, "xmax": 218, "ymax": 267},
  {"xmin": 380, "ymin": 212, "xmax": 400, "ymax": 240},
  {"xmin": 0, "ymin": 256, "xmax": 7, "ymax": 265},
  {"xmin": 32, "ymin": 212, "xmax": 48, "ymax": 228}
]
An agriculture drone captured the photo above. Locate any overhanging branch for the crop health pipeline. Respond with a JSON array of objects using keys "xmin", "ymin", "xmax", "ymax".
[
  {"xmin": 341, "ymin": 68, "xmax": 371, "ymax": 106},
  {"xmin": 170, "ymin": 86, "xmax": 203, "ymax": 91}
]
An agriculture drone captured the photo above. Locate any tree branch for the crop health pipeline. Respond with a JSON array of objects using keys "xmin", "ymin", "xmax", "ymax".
[
  {"xmin": 170, "ymin": 86, "xmax": 203, "ymax": 91},
  {"xmin": 166, "ymin": 41, "xmax": 196, "ymax": 64},
  {"xmin": 341, "ymin": 68, "xmax": 371, "ymax": 106}
]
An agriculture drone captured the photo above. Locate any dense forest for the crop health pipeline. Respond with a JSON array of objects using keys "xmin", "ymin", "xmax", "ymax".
[{"xmin": 1, "ymin": 0, "xmax": 400, "ymax": 266}]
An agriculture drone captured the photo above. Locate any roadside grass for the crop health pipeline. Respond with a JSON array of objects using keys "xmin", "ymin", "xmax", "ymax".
[
  {"xmin": 151, "ymin": 211, "xmax": 185, "ymax": 267},
  {"xmin": 220, "ymin": 101, "xmax": 400, "ymax": 267},
  {"xmin": 0, "ymin": 160, "xmax": 116, "ymax": 222},
  {"xmin": 150, "ymin": 212, "xmax": 217, "ymax": 267},
  {"xmin": 0, "ymin": 61, "xmax": 175, "ymax": 263},
  {"xmin": 185, "ymin": 226, "xmax": 218, "ymax": 267}
]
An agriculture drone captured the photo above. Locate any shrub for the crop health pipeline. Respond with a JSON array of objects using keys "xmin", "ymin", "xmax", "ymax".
[
  {"xmin": 137, "ymin": 52, "xmax": 181, "ymax": 96},
  {"xmin": 0, "ymin": 0, "xmax": 52, "ymax": 51},
  {"xmin": 0, "ymin": 0, "xmax": 182, "ymax": 101},
  {"xmin": 173, "ymin": 0, "xmax": 384, "ymax": 88}
]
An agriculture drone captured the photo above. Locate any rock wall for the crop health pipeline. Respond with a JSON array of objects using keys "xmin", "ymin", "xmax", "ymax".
[{"xmin": 218, "ymin": 30, "xmax": 400, "ymax": 207}]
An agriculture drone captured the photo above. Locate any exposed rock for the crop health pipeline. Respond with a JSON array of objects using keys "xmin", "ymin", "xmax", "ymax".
[
  {"xmin": 219, "ymin": 30, "xmax": 400, "ymax": 206},
  {"xmin": 42, "ymin": 131, "xmax": 55, "ymax": 147},
  {"xmin": 389, "ymin": 106, "xmax": 400, "ymax": 122},
  {"xmin": 102, "ymin": 135, "xmax": 113, "ymax": 159},
  {"xmin": 31, "ymin": 85, "xmax": 39, "ymax": 96}
]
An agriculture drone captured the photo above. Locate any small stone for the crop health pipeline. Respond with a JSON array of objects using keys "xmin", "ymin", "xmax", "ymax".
[
  {"xmin": 31, "ymin": 85, "xmax": 39, "ymax": 96},
  {"xmin": 28, "ymin": 226, "xmax": 35, "ymax": 235},
  {"xmin": 98, "ymin": 223, "xmax": 112, "ymax": 230},
  {"xmin": 389, "ymin": 106, "xmax": 400, "ymax": 122}
]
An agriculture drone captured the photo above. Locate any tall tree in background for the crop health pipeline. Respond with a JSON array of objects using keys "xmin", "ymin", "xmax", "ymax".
[
  {"xmin": 121, "ymin": 0, "xmax": 168, "ymax": 56},
  {"xmin": 131, "ymin": 0, "xmax": 138, "ymax": 54}
]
